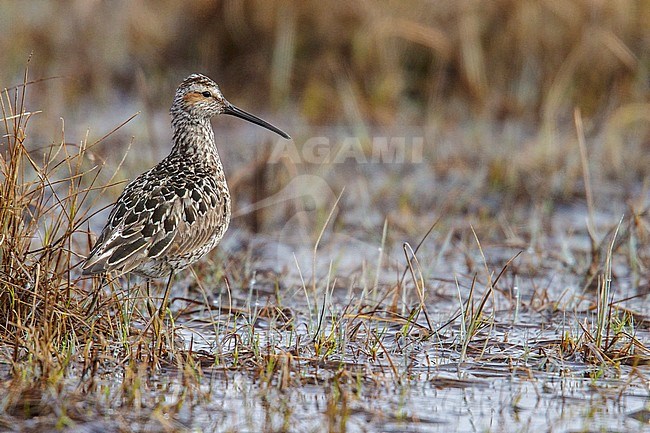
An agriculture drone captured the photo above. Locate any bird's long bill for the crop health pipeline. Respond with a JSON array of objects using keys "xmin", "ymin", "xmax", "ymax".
[{"xmin": 224, "ymin": 104, "xmax": 290, "ymax": 139}]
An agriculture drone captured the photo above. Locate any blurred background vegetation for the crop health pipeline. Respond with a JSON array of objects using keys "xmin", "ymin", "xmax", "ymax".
[
  {"xmin": 2, "ymin": 0, "xmax": 648, "ymax": 125},
  {"xmin": 2, "ymin": 0, "xmax": 650, "ymax": 238}
]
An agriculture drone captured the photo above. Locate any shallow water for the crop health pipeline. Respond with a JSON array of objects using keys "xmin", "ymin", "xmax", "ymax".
[
  {"xmin": 51, "ymin": 367, "xmax": 649, "ymax": 432},
  {"xmin": 190, "ymin": 376, "xmax": 635, "ymax": 432},
  {"xmin": 7, "ymin": 117, "xmax": 650, "ymax": 432},
  {"xmin": 159, "ymin": 228, "xmax": 649, "ymax": 432}
]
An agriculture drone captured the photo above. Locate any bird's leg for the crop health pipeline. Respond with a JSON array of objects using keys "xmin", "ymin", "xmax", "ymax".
[
  {"xmin": 151, "ymin": 274, "xmax": 174, "ymax": 360},
  {"xmin": 145, "ymin": 279, "xmax": 156, "ymax": 318},
  {"xmin": 140, "ymin": 275, "xmax": 173, "ymax": 338},
  {"xmin": 84, "ymin": 275, "xmax": 106, "ymax": 316},
  {"xmin": 158, "ymin": 273, "xmax": 174, "ymax": 319}
]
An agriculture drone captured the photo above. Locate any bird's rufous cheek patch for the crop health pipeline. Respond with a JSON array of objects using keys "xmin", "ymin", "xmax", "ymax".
[{"xmin": 183, "ymin": 92, "xmax": 206, "ymax": 105}]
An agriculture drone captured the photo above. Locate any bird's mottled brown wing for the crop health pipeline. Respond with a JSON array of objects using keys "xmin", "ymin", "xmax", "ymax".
[
  {"xmin": 166, "ymin": 190, "xmax": 229, "ymax": 259},
  {"xmin": 82, "ymin": 170, "xmax": 170, "ymax": 275},
  {"xmin": 82, "ymin": 170, "xmax": 228, "ymax": 277}
]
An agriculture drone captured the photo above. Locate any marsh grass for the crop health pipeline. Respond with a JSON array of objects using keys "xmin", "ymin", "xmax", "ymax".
[
  {"xmin": 0, "ymin": 14, "xmax": 649, "ymax": 427},
  {"xmin": 0, "ymin": 69, "xmax": 92, "ymax": 359},
  {"xmin": 0, "ymin": 71, "xmax": 212, "ymax": 427}
]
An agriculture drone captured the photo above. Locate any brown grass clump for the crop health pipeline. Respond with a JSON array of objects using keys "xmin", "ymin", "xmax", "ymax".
[
  {"xmin": 1, "ymin": 72, "xmax": 86, "ymax": 356},
  {"xmin": 0, "ymin": 67, "xmax": 210, "ymax": 430},
  {"xmin": 0, "ymin": 67, "xmax": 135, "ymax": 376}
]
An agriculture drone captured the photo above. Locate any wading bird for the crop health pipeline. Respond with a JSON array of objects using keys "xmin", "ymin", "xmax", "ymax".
[{"xmin": 82, "ymin": 73, "xmax": 290, "ymax": 314}]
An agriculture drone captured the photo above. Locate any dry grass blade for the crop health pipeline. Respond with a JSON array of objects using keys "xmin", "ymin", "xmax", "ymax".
[
  {"xmin": 402, "ymin": 242, "xmax": 433, "ymax": 332},
  {"xmin": 311, "ymin": 188, "xmax": 344, "ymax": 300},
  {"xmin": 0, "ymin": 69, "xmax": 167, "ymax": 388}
]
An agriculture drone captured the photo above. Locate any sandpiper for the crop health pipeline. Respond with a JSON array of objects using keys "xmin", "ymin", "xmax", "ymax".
[{"xmin": 82, "ymin": 73, "xmax": 290, "ymax": 312}]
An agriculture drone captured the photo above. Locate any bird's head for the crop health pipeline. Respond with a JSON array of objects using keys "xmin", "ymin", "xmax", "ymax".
[{"xmin": 171, "ymin": 73, "xmax": 290, "ymax": 139}]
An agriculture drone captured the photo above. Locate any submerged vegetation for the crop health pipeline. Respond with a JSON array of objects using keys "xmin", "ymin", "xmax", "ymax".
[{"xmin": 0, "ymin": 0, "xmax": 650, "ymax": 432}]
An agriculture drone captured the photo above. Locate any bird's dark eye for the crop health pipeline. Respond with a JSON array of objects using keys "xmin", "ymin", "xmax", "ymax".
[{"xmin": 201, "ymin": 91, "xmax": 212, "ymax": 98}]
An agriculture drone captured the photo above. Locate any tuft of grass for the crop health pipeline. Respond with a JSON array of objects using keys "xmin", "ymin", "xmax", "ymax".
[
  {"xmin": 0, "ymin": 67, "xmax": 194, "ymax": 407},
  {"xmin": 0, "ymin": 67, "xmax": 96, "ymax": 369}
]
